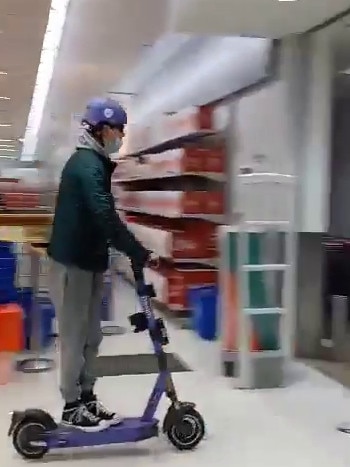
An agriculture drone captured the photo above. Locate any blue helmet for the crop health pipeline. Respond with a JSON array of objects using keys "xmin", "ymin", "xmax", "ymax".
[{"xmin": 82, "ymin": 97, "xmax": 127, "ymax": 128}]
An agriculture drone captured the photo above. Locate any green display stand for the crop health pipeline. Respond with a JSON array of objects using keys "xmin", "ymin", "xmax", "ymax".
[
  {"xmin": 226, "ymin": 231, "xmax": 280, "ymax": 352},
  {"xmin": 248, "ymin": 233, "xmax": 280, "ymax": 351}
]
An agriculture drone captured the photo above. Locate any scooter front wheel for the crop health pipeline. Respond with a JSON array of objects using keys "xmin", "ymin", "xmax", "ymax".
[
  {"xmin": 166, "ymin": 407, "xmax": 205, "ymax": 451},
  {"xmin": 12, "ymin": 419, "xmax": 49, "ymax": 459}
]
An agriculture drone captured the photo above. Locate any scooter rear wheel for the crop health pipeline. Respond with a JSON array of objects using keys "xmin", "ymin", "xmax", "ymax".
[
  {"xmin": 166, "ymin": 407, "xmax": 205, "ymax": 450},
  {"xmin": 13, "ymin": 420, "xmax": 48, "ymax": 459}
]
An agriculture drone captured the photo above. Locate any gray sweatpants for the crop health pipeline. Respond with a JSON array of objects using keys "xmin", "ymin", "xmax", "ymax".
[{"xmin": 48, "ymin": 260, "xmax": 104, "ymax": 403}]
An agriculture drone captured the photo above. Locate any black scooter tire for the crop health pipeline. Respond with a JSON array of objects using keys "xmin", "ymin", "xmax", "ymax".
[
  {"xmin": 166, "ymin": 407, "xmax": 205, "ymax": 451},
  {"xmin": 12, "ymin": 419, "xmax": 49, "ymax": 460}
]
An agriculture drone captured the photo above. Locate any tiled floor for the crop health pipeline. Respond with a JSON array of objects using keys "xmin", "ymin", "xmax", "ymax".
[{"xmin": 3, "ymin": 279, "xmax": 350, "ymax": 466}]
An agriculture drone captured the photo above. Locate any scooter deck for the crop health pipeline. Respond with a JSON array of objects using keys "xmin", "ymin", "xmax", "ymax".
[{"xmin": 48, "ymin": 417, "xmax": 159, "ymax": 449}]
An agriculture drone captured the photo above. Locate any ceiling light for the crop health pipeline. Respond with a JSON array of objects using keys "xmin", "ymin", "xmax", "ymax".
[
  {"xmin": 0, "ymin": 139, "xmax": 15, "ymax": 142},
  {"xmin": 0, "ymin": 123, "xmax": 11, "ymax": 127},
  {"xmin": 0, "ymin": 96, "xmax": 10, "ymax": 100},
  {"xmin": 21, "ymin": 0, "xmax": 71, "ymax": 159},
  {"xmin": 0, "ymin": 149, "xmax": 16, "ymax": 152},
  {"xmin": 0, "ymin": 144, "xmax": 15, "ymax": 148},
  {"xmin": 0, "ymin": 71, "xmax": 7, "ymax": 75}
]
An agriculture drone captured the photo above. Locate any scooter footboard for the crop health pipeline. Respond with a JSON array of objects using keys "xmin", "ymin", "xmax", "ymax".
[{"xmin": 48, "ymin": 418, "xmax": 159, "ymax": 449}]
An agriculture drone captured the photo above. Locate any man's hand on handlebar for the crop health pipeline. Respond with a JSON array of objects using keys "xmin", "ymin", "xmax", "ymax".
[
  {"xmin": 130, "ymin": 252, "xmax": 159, "ymax": 283},
  {"xmin": 147, "ymin": 251, "xmax": 160, "ymax": 269}
]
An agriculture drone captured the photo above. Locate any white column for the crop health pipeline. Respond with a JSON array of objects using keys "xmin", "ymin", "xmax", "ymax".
[
  {"xmin": 281, "ymin": 30, "xmax": 334, "ymax": 233},
  {"xmin": 280, "ymin": 30, "xmax": 334, "ymax": 358},
  {"xmin": 303, "ymin": 30, "xmax": 333, "ymax": 232}
]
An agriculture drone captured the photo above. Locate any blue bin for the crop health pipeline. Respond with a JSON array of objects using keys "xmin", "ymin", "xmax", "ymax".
[
  {"xmin": 0, "ymin": 255, "xmax": 17, "ymax": 297},
  {"xmin": 17, "ymin": 290, "xmax": 55, "ymax": 349},
  {"xmin": 0, "ymin": 278, "xmax": 15, "ymax": 291},
  {"xmin": 0, "ymin": 257, "xmax": 16, "ymax": 267},
  {"xmin": 188, "ymin": 285, "xmax": 218, "ymax": 341},
  {"xmin": 0, "ymin": 241, "xmax": 15, "ymax": 256},
  {"xmin": 0, "ymin": 287, "xmax": 18, "ymax": 304}
]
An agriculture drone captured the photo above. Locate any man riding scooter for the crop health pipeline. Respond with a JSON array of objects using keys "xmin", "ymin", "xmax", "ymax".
[{"xmin": 48, "ymin": 97, "xmax": 157, "ymax": 431}]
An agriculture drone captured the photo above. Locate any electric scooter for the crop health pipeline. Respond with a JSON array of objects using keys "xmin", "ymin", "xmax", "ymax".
[{"xmin": 8, "ymin": 265, "xmax": 205, "ymax": 460}]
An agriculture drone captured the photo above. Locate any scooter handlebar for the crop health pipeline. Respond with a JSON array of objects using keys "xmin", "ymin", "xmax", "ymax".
[{"xmin": 130, "ymin": 260, "xmax": 145, "ymax": 284}]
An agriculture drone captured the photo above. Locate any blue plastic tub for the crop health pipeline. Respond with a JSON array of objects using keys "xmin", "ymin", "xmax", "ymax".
[
  {"xmin": 0, "ymin": 257, "xmax": 16, "ymax": 267},
  {"xmin": 188, "ymin": 285, "xmax": 218, "ymax": 341},
  {"xmin": 0, "ymin": 254, "xmax": 17, "ymax": 296},
  {"xmin": 0, "ymin": 287, "xmax": 18, "ymax": 304},
  {"xmin": 17, "ymin": 290, "xmax": 56, "ymax": 348},
  {"xmin": 0, "ymin": 241, "xmax": 15, "ymax": 255},
  {"xmin": 0, "ymin": 276, "xmax": 15, "ymax": 289}
]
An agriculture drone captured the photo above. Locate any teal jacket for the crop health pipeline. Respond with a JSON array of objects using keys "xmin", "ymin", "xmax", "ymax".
[{"xmin": 48, "ymin": 148, "xmax": 149, "ymax": 272}]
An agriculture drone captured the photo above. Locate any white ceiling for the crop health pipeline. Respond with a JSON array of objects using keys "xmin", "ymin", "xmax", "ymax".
[
  {"xmin": 2, "ymin": 0, "xmax": 350, "ymax": 174},
  {"xmin": 170, "ymin": 0, "xmax": 350, "ymax": 38},
  {"xmin": 0, "ymin": 0, "xmax": 50, "ymax": 158},
  {"xmin": 36, "ymin": 0, "xmax": 168, "ymax": 167}
]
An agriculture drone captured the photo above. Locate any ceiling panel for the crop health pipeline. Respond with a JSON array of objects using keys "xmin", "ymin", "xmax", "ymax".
[
  {"xmin": 36, "ymin": 0, "xmax": 350, "ymax": 169},
  {"xmin": 36, "ymin": 0, "xmax": 167, "ymax": 163},
  {"xmin": 169, "ymin": 0, "xmax": 350, "ymax": 38},
  {"xmin": 0, "ymin": 0, "xmax": 50, "ymax": 157}
]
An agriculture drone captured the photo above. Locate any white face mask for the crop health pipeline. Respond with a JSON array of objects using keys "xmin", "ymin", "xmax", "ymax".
[{"xmin": 105, "ymin": 137, "xmax": 122, "ymax": 155}]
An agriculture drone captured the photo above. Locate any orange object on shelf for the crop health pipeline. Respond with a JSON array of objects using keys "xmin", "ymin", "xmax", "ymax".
[
  {"xmin": 0, "ymin": 304, "xmax": 24, "ymax": 352},
  {"xmin": 119, "ymin": 191, "xmax": 224, "ymax": 217},
  {"xmin": 113, "ymin": 147, "xmax": 225, "ymax": 182},
  {"xmin": 2, "ymin": 193, "xmax": 40, "ymax": 209},
  {"xmin": 128, "ymin": 221, "xmax": 217, "ymax": 259},
  {"xmin": 202, "ymin": 192, "xmax": 225, "ymax": 214},
  {"xmin": 146, "ymin": 264, "xmax": 217, "ymax": 310},
  {"xmin": 203, "ymin": 147, "xmax": 226, "ymax": 173}
]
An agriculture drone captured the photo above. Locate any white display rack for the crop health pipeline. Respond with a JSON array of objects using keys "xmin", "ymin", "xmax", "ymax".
[{"xmin": 219, "ymin": 172, "xmax": 295, "ymax": 389}]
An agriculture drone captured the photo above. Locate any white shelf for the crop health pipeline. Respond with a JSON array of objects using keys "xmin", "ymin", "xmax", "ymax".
[
  {"xmin": 242, "ymin": 264, "xmax": 288, "ymax": 272},
  {"xmin": 116, "ymin": 171, "xmax": 225, "ymax": 183},
  {"xmin": 117, "ymin": 206, "xmax": 224, "ymax": 223},
  {"xmin": 243, "ymin": 307, "xmax": 285, "ymax": 315},
  {"xmin": 127, "ymin": 129, "xmax": 216, "ymax": 157}
]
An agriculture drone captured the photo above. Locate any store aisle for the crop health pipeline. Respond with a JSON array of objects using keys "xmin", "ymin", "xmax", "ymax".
[{"xmin": 2, "ymin": 278, "xmax": 350, "ymax": 466}]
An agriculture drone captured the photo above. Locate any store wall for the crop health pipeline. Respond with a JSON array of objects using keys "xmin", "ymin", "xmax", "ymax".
[{"xmin": 234, "ymin": 81, "xmax": 293, "ymax": 175}]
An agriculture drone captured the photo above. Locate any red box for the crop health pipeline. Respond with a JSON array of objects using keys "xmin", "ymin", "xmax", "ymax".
[
  {"xmin": 203, "ymin": 192, "xmax": 224, "ymax": 214},
  {"xmin": 0, "ymin": 304, "xmax": 24, "ymax": 352},
  {"xmin": 153, "ymin": 264, "xmax": 217, "ymax": 310}
]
